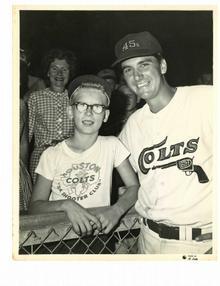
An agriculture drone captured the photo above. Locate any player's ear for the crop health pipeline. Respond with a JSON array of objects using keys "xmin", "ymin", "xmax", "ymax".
[
  {"xmin": 160, "ymin": 59, "xmax": 167, "ymax": 75},
  {"xmin": 103, "ymin": 109, "xmax": 110, "ymax": 123},
  {"xmin": 67, "ymin": 105, "xmax": 74, "ymax": 120}
]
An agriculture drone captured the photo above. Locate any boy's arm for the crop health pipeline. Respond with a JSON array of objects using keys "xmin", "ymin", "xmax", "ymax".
[
  {"xmin": 92, "ymin": 158, "xmax": 139, "ymax": 234},
  {"xmin": 28, "ymin": 174, "xmax": 102, "ymax": 236}
]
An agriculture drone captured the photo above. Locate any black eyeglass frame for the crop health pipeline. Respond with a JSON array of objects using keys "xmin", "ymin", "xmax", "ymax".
[{"xmin": 72, "ymin": 101, "xmax": 108, "ymax": 114}]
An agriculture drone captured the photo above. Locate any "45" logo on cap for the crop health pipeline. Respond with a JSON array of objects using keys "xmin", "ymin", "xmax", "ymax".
[{"xmin": 122, "ymin": 40, "xmax": 140, "ymax": 52}]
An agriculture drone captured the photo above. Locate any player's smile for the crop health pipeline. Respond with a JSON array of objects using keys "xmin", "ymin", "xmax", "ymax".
[
  {"xmin": 134, "ymin": 75, "xmax": 155, "ymax": 99},
  {"xmin": 136, "ymin": 78, "xmax": 152, "ymax": 89}
]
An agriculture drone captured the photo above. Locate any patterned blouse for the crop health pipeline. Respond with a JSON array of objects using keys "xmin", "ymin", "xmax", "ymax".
[{"xmin": 28, "ymin": 88, "xmax": 74, "ymax": 147}]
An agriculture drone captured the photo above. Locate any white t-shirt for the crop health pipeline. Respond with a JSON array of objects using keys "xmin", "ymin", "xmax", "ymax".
[
  {"xmin": 119, "ymin": 85, "xmax": 213, "ymax": 228},
  {"xmin": 36, "ymin": 136, "xmax": 130, "ymax": 208}
]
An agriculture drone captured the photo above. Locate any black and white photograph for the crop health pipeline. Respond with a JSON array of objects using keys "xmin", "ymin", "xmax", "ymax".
[
  {"xmin": 0, "ymin": 1, "xmax": 219, "ymax": 285},
  {"xmin": 12, "ymin": 5, "xmax": 217, "ymax": 261}
]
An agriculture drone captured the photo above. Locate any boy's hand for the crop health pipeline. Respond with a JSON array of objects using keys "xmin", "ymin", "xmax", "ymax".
[
  {"xmin": 62, "ymin": 200, "xmax": 102, "ymax": 237},
  {"xmin": 94, "ymin": 205, "xmax": 124, "ymax": 234}
]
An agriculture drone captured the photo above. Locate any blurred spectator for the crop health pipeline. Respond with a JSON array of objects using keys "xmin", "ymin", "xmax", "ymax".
[
  {"xmin": 28, "ymin": 48, "xmax": 77, "ymax": 183},
  {"xmin": 97, "ymin": 68, "xmax": 118, "ymax": 92},
  {"xmin": 197, "ymin": 72, "xmax": 213, "ymax": 85},
  {"xmin": 118, "ymin": 84, "xmax": 139, "ymax": 125},
  {"xmin": 20, "ymin": 48, "xmax": 46, "ymax": 101},
  {"xmin": 19, "ymin": 60, "xmax": 32, "ymax": 212},
  {"xmin": 99, "ymin": 88, "xmax": 127, "ymax": 136}
]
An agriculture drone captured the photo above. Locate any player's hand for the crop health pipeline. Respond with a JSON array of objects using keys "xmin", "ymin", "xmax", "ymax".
[
  {"xmin": 93, "ymin": 205, "xmax": 123, "ymax": 234},
  {"xmin": 62, "ymin": 200, "xmax": 102, "ymax": 237}
]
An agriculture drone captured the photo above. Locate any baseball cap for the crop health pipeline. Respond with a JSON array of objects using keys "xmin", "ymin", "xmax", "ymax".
[
  {"xmin": 112, "ymin": 31, "xmax": 162, "ymax": 67},
  {"xmin": 97, "ymin": 68, "xmax": 116, "ymax": 80},
  {"xmin": 68, "ymin": 74, "xmax": 111, "ymax": 106}
]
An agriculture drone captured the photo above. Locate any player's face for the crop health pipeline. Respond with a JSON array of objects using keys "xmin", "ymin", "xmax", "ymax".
[
  {"xmin": 121, "ymin": 56, "xmax": 166, "ymax": 102},
  {"xmin": 71, "ymin": 87, "xmax": 109, "ymax": 136},
  {"xmin": 48, "ymin": 58, "xmax": 70, "ymax": 92}
]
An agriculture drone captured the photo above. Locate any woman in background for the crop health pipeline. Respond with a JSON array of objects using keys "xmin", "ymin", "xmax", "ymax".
[{"xmin": 28, "ymin": 49, "xmax": 78, "ymax": 183}]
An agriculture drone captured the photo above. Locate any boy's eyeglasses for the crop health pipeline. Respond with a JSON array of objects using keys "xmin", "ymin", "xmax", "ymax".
[{"xmin": 73, "ymin": 102, "xmax": 108, "ymax": 114}]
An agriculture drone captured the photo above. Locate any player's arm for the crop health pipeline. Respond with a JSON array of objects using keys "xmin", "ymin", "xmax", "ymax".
[
  {"xmin": 93, "ymin": 158, "xmax": 139, "ymax": 234},
  {"xmin": 28, "ymin": 174, "xmax": 102, "ymax": 236}
]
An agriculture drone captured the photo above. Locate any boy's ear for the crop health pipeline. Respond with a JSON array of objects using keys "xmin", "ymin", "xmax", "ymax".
[
  {"xmin": 103, "ymin": 109, "xmax": 110, "ymax": 123},
  {"xmin": 160, "ymin": 59, "xmax": 167, "ymax": 75},
  {"xmin": 67, "ymin": 105, "xmax": 74, "ymax": 120}
]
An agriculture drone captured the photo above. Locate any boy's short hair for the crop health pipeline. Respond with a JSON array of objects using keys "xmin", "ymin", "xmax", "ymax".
[{"xmin": 68, "ymin": 74, "xmax": 112, "ymax": 106}]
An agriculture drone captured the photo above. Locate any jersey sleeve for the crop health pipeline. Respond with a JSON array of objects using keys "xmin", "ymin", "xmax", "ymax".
[
  {"xmin": 35, "ymin": 147, "xmax": 57, "ymax": 181},
  {"xmin": 113, "ymin": 137, "xmax": 130, "ymax": 168}
]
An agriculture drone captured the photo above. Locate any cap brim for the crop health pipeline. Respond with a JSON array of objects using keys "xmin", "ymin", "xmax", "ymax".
[{"xmin": 111, "ymin": 50, "xmax": 160, "ymax": 67}]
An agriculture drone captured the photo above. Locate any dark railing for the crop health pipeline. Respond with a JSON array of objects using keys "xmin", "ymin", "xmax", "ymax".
[{"xmin": 19, "ymin": 207, "xmax": 141, "ymax": 255}]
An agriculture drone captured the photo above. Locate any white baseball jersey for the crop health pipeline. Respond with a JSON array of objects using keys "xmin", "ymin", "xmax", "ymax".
[
  {"xmin": 36, "ymin": 136, "xmax": 129, "ymax": 208},
  {"xmin": 119, "ymin": 85, "xmax": 213, "ymax": 228}
]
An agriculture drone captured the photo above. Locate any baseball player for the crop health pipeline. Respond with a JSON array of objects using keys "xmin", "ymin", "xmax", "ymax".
[{"xmin": 112, "ymin": 31, "xmax": 213, "ymax": 254}]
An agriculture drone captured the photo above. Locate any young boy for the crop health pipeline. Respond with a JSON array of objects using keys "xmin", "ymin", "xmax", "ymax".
[{"xmin": 28, "ymin": 74, "xmax": 139, "ymax": 238}]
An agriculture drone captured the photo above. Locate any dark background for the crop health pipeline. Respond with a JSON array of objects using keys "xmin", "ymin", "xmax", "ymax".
[{"xmin": 20, "ymin": 10, "xmax": 213, "ymax": 86}]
